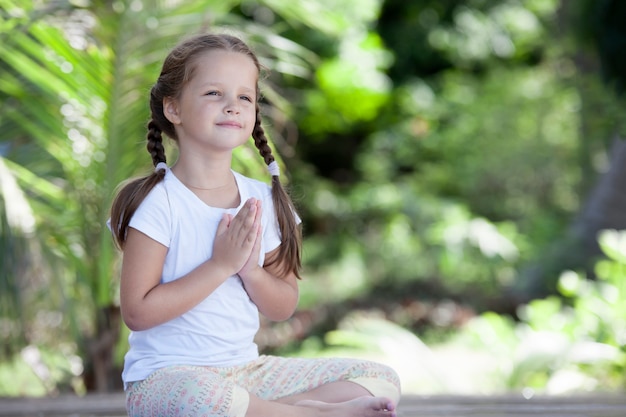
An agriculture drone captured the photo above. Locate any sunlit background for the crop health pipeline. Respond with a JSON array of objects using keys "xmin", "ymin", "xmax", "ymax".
[{"xmin": 1, "ymin": 0, "xmax": 625, "ymax": 398}]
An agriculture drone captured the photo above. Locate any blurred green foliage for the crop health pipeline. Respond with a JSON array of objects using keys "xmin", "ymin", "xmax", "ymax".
[
  {"xmin": 292, "ymin": 0, "xmax": 617, "ymax": 306},
  {"xmin": 459, "ymin": 229, "xmax": 626, "ymax": 393},
  {"xmin": 293, "ymin": 229, "xmax": 626, "ymax": 395}
]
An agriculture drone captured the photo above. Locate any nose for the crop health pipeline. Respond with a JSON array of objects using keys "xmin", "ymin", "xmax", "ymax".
[{"xmin": 224, "ymin": 96, "xmax": 240, "ymax": 115}]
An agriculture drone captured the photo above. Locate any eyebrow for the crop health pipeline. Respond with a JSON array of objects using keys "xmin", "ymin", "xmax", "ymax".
[{"xmin": 198, "ymin": 81, "xmax": 255, "ymax": 93}]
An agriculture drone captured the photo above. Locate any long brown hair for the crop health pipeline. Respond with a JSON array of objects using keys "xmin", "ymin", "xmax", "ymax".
[{"xmin": 109, "ymin": 33, "xmax": 302, "ymax": 278}]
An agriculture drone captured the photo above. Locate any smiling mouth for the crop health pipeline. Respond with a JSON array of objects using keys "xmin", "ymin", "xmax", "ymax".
[{"xmin": 217, "ymin": 121, "xmax": 242, "ymax": 128}]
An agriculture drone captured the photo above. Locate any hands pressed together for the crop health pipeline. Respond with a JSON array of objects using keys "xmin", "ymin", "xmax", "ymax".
[
  {"xmin": 212, "ymin": 197, "xmax": 263, "ymax": 280},
  {"xmin": 211, "ymin": 197, "xmax": 299, "ymax": 321}
]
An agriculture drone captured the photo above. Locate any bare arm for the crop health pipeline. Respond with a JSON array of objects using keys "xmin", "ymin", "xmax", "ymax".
[
  {"xmin": 238, "ymin": 200, "xmax": 300, "ymax": 321},
  {"xmin": 240, "ymin": 250, "xmax": 299, "ymax": 321},
  {"xmin": 120, "ymin": 198, "xmax": 261, "ymax": 331}
]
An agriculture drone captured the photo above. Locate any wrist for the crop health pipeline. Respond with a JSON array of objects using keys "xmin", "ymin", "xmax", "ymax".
[
  {"xmin": 205, "ymin": 258, "xmax": 237, "ymax": 280},
  {"xmin": 239, "ymin": 264, "xmax": 263, "ymax": 283}
]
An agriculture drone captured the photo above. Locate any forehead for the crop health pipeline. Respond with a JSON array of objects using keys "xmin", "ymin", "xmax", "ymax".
[{"xmin": 188, "ymin": 50, "xmax": 258, "ymax": 85}]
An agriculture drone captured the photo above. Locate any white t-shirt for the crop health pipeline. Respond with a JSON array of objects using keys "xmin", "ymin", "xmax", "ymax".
[{"xmin": 121, "ymin": 168, "xmax": 282, "ymax": 384}]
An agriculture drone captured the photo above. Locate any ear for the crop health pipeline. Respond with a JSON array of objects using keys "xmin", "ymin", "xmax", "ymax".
[{"xmin": 163, "ymin": 97, "xmax": 181, "ymax": 125}]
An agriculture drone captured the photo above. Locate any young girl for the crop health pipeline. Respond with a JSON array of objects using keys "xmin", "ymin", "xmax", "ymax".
[{"xmin": 109, "ymin": 32, "xmax": 400, "ymax": 417}]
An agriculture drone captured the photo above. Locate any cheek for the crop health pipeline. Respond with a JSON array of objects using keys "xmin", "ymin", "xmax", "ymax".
[
  {"xmin": 246, "ymin": 123, "xmax": 255, "ymax": 137},
  {"xmin": 247, "ymin": 108, "xmax": 257, "ymax": 126}
]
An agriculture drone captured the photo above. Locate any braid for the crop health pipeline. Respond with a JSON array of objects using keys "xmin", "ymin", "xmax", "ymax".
[
  {"xmin": 252, "ymin": 105, "xmax": 274, "ymax": 165},
  {"xmin": 147, "ymin": 120, "xmax": 167, "ymax": 166},
  {"xmin": 252, "ymin": 106, "xmax": 302, "ymax": 279}
]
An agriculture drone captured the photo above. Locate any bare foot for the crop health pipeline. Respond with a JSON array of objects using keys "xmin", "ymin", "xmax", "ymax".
[{"xmin": 295, "ymin": 396, "xmax": 397, "ymax": 417}]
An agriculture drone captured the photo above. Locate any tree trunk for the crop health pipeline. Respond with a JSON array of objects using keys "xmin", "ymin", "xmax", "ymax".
[
  {"xmin": 83, "ymin": 305, "xmax": 123, "ymax": 392},
  {"xmin": 572, "ymin": 136, "xmax": 626, "ymax": 255},
  {"xmin": 515, "ymin": 136, "xmax": 626, "ymax": 300}
]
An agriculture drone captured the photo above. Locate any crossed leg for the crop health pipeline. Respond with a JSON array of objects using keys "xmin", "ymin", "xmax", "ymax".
[
  {"xmin": 126, "ymin": 357, "xmax": 400, "ymax": 417},
  {"xmin": 242, "ymin": 359, "xmax": 400, "ymax": 417},
  {"xmin": 245, "ymin": 380, "xmax": 396, "ymax": 417}
]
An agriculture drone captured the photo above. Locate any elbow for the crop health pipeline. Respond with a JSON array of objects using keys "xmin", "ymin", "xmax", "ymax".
[
  {"xmin": 269, "ymin": 311, "xmax": 294, "ymax": 322},
  {"xmin": 121, "ymin": 308, "xmax": 152, "ymax": 332},
  {"xmin": 264, "ymin": 302, "xmax": 298, "ymax": 322},
  {"xmin": 265, "ymin": 313, "xmax": 293, "ymax": 322},
  {"xmin": 124, "ymin": 320, "xmax": 146, "ymax": 332},
  {"xmin": 122, "ymin": 316, "xmax": 143, "ymax": 332}
]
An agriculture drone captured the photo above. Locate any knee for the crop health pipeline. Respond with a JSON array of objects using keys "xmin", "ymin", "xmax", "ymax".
[
  {"xmin": 350, "ymin": 361, "xmax": 401, "ymax": 405},
  {"xmin": 374, "ymin": 363, "xmax": 401, "ymax": 404},
  {"xmin": 126, "ymin": 367, "xmax": 236, "ymax": 416}
]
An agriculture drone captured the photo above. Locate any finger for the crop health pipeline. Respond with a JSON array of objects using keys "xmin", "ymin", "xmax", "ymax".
[
  {"xmin": 253, "ymin": 223, "xmax": 262, "ymax": 248},
  {"xmin": 231, "ymin": 198, "xmax": 255, "ymax": 224},
  {"xmin": 216, "ymin": 213, "xmax": 231, "ymax": 236},
  {"xmin": 238, "ymin": 221, "xmax": 263, "ymax": 277},
  {"xmin": 249, "ymin": 199, "xmax": 262, "ymax": 241},
  {"xmin": 231, "ymin": 199, "xmax": 257, "ymax": 237},
  {"xmin": 251, "ymin": 200, "xmax": 262, "ymax": 240}
]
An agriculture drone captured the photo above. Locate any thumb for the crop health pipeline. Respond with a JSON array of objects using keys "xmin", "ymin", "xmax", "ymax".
[{"xmin": 216, "ymin": 213, "xmax": 231, "ymax": 235}]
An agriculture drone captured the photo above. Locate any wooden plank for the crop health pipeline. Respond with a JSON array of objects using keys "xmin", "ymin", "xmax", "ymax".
[
  {"xmin": 1, "ymin": 393, "xmax": 626, "ymax": 416},
  {"xmin": 398, "ymin": 394, "xmax": 626, "ymax": 417},
  {"xmin": 0, "ymin": 393, "xmax": 126, "ymax": 416}
]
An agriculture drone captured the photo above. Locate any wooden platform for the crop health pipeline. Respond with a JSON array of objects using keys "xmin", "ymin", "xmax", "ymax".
[{"xmin": 1, "ymin": 392, "xmax": 626, "ymax": 416}]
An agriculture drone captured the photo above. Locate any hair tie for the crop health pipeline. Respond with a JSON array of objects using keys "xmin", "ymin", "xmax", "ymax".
[
  {"xmin": 267, "ymin": 161, "xmax": 280, "ymax": 177},
  {"xmin": 155, "ymin": 162, "xmax": 168, "ymax": 173}
]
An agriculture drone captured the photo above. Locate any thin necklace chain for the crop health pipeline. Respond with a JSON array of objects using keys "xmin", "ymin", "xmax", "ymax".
[{"xmin": 184, "ymin": 181, "xmax": 231, "ymax": 191}]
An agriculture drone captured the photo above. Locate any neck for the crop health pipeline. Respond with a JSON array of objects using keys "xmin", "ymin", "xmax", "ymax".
[{"xmin": 170, "ymin": 153, "xmax": 234, "ymax": 191}]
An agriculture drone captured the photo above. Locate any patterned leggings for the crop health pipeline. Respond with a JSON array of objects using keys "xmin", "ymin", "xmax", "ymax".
[{"xmin": 125, "ymin": 355, "xmax": 401, "ymax": 417}]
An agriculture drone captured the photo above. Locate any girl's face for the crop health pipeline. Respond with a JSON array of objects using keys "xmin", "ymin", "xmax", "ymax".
[{"xmin": 164, "ymin": 50, "xmax": 258, "ymax": 154}]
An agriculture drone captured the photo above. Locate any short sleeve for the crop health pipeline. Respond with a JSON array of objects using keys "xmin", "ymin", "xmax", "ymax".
[
  {"xmin": 129, "ymin": 184, "xmax": 172, "ymax": 248},
  {"xmin": 261, "ymin": 190, "xmax": 301, "ymax": 254},
  {"xmin": 262, "ymin": 192, "xmax": 281, "ymax": 253}
]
